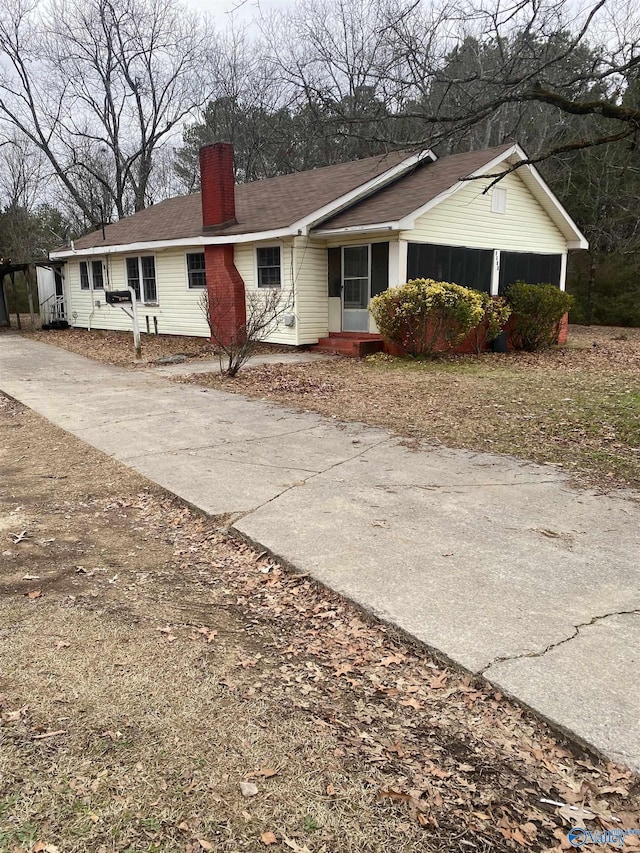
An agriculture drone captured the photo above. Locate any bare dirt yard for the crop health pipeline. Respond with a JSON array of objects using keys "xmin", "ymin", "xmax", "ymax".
[
  {"xmin": 181, "ymin": 325, "xmax": 640, "ymax": 492},
  {"xmin": 2, "ymin": 397, "xmax": 640, "ymax": 852}
]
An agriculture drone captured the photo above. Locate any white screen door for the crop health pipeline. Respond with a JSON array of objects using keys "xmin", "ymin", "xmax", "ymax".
[{"xmin": 342, "ymin": 245, "xmax": 370, "ymax": 332}]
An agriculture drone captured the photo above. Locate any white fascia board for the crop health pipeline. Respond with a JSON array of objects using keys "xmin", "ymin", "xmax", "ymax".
[
  {"xmin": 49, "ymin": 227, "xmax": 295, "ymax": 260},
  {"xmin": 397, "ymin": 145, "xmax": 521, "ymax": 230},
  {"xmin": 508, "ymin": 145, "xmax": 589, "ymax": 250},
  {"xmin": 397, "ymin": 143, "xmax": 589, "ymax": 250},
  {"xmin": 311, "ymin": 221, "xmax": 400, "ymax": 237},
  {"xmin": 295, "ymin": 149, "xmax": 436, "ymax": 234}
]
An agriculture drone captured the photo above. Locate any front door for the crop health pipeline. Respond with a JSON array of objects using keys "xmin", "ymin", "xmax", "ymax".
[{"xmin": 342, "ymin": 245, "xmax": 370, "ymax": 332}]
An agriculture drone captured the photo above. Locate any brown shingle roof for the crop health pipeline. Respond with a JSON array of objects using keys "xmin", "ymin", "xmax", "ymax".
[
  {"xmin": 67, "ymin": 145, "xmax": 514, "ymax": 251},
  {"xmin": 312, "ymin": 144, "xmax": 513, "ymax": 231},
  {"xmin": 71, "ymin": 150, "xmax": 412, "ymax": 250}
]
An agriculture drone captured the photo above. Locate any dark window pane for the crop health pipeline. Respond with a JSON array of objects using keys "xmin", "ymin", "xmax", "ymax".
[
  {"xmin": 257, "ymin": 247, "xmax": 280, "ymax": 269},
  {"xmin": 499, "ymin": 252, "xmax": 562, "ymax": 295},
  {"xmin": 141, "ymin": 256, "xmax": 156, "ymax": 302},
  {"xmin": 344, "ymin": 278, "xmax": 368, "ymax": 308},
  {"xmin": 343, "ymin": 246, "xmax": 368, "ymax": 278},
  {"xmin": 91, "ymin": 260, "xmax": 104, "ymax": 289},
  {"xmin": 328, "ymin": 247, "xmax": 341, "ymax": 297},
  {"xmin": 257, "ymin": 265, "xmax": 281, "ymax": 287},
  {"xmin": 80, "ymin": 262, "xmax": 90, "ymax": 289},
  {"xmin": 371, "ymin": 242, "xmax": 389, "ymax": 297},
  {"xmin": 126, "ymin": 257, "xmax": 141, "ymax": 300},
  {"xmin": 407, "ymin": 243, "xmax": 492, "ymax": 293}
]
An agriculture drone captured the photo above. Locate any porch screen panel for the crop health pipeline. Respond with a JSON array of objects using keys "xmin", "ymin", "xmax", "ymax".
[
  {"xmin": 370, "ymin": 242, "xmax": 389, "ymax": 297},
  {"xmin": 498, "ymin": 252, "xmax": 562, "ymax": 295},
  {"xmin": 328, "ymin": 247, "xmax": 341, "ymax": 298},
  {"xmin": 407, "ymin": 243, "xmax": 492, "ymax": 293}
]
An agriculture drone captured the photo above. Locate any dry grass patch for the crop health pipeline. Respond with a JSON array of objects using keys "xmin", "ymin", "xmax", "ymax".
[
  {"xmin": 22, "ymin": 328, "xmax": 216, "ymax": 367},
  {"xmin": 20, "ymin": 328, "xmax": 291, "ymax": 369},
  {"xmin": 1, "ymin": 396, "xmax": 640, "ymax": 852},
  {"xmin": 183, "ymin": 326, "xmax": 640, "ymax": 491}
]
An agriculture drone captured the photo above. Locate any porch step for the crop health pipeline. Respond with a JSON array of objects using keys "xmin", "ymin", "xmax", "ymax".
[{"xmin": 309, "ymin": 333, "xmax": 385, "ymax": 358}]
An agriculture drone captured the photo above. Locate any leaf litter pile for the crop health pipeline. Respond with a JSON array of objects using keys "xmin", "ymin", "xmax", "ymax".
[
  {"xmin": 184, "ymin": 325, "xmax": 640, "ymax": 491},
  {"xmin": 21, "ymin": 328, "xmax": 288, "ymax": 370},
  {"xmin": 1, "ymin": 395, "xmax": 639, "ymax": 852}
]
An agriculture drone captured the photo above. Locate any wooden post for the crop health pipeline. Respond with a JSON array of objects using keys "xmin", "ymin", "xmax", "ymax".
[{"xmin": 128, "ymin": 286, "xmax": 142, "ymax": 359}]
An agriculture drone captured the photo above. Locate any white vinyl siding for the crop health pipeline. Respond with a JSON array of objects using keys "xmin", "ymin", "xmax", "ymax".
[
  {"xmin": 66, "ymin": 247, "xmax": 210, "ymax": 337},
  {"xmin": 234, "ymin": 239, "xmax": 296, "ymax": 345},
  {"xmin": 402, "ymin": 170, "xmax": 567, "ymax": 254},
  {"xmin": 293, "ymin": 236, "xmax": 329, "ymax": 344}
]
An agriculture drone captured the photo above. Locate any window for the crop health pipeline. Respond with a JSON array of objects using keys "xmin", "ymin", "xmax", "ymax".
[
  {"xmin": 79, "ymin": 260, "xmax": 103, "ymax": 289},
  {"xmin": 141, "ymin": 256, "xmax": 157, "ymax": 302},
  {"xmin": 407, "ymin": 243, "xmax": 493, "ymax": 293},
  {"xmin": 126, "ymin": 257, "xmax": 141, "ymax": 300},
  {"xmin": 91, "ymin": 260, "xmax": 104, "ymax": 289},
  {"xmin": 186, "ymin": 252, "xmax": 206, "ymax": 288},
  {"xmin": 256, "ymin": 246, "xmax": 281, "ymax": 288},
  {"xmin": 126, "ymin": 256, "xmax": 157, "ymax": 302},
  {"xmin": 79, "ymin": 261, "xmax": 90, "ymax": 290},
  {"xmin": 492, "ymin": 187, "xmax": 507, "ymax": 214}
]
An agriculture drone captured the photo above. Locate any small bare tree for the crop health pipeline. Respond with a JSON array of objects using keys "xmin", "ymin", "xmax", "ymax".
[{"xmin": 199, "ymin": 287, "xmax": 293, "ymax": 377}]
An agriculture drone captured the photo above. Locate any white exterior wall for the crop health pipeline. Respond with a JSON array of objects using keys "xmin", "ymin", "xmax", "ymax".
[
  {"xmin": 66, "ymin": 247, "xmax": 210, "ymax": 337},
  {"xmin": 401, "ymin": 171, "xmax": 567, "ymax": 254},
  {"xmin": 234, "ymin": 238, "xmax": 298, "ymax": 346},
  {"xmin": 292, "ymin": 236, "xmax": 329, "ymax": 344}
]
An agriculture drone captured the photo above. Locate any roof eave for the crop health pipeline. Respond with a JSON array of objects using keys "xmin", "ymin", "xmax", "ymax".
[
  {"xmin": 311, "ymin": 221, "xmax": 400, "ymax": 237},
  {"xmin": 49, "ymin": 227, "xmax": 297, "ymax": 259},
  {"xmin": 297, "ymin": 149, "xmax": 436, "ymax": 233}
]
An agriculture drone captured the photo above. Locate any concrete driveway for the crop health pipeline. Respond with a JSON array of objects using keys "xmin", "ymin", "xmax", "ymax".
[{"xmin": 1, "ymin": 334, "xmax": 639, "ymax": 771}]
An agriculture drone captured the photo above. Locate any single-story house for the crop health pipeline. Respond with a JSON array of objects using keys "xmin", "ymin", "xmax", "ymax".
[{"xmin": 49, "ymin": 142, "xmax": 587, "ymax": 352}]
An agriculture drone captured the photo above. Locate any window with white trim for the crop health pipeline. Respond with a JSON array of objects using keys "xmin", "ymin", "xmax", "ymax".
[
  {"xmin": 126, "ymin": 255, "xmax": 157, "ymax": 302},
  {"xmin": 79, "ymin": 261, "xmax": 90, "ymax": 290},
  {"xmin": 186, "ymin": 252, "xmax": 206, "ymax": 288},
  {"xmin": 79, "ymin": 260, "xmax": 104, "ymax": 290},
  {"xmin": 491, "ymin": 187, "xmax": 507, "ymax": 214},
  {"xmin": 256, "ymin": 246, "xmax": 281, "ymax": 288}
]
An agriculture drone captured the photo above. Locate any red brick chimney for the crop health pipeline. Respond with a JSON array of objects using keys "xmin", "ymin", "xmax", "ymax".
[
  {"xmin": 199, "ymin": 143, "xmax": 246, "ymax": 346},
  {"xmin": 200, "ymin": 143, "xmax": 236, "ymax": 228}
]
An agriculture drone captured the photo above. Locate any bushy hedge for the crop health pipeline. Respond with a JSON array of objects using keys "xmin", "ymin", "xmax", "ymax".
[
  {"xmin": 370, "ymin": 278, "xmax": 485, "ymax": 357},
  {"xmin": 506, "ymin": 282, "xmax": 574, "ymax": 351},
  {"xmin": 474, "ymin": 293, "xmax": 512, "ymax": 353}
]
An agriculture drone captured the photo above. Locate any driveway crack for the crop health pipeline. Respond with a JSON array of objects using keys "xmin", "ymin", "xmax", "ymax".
[
  {"xmin": 230, "ymin": 434, "xmax": 394, "ymax": 523},
  {"xmin": 482, "ymin": 607, "xmax": 640, "ymax": 675}
]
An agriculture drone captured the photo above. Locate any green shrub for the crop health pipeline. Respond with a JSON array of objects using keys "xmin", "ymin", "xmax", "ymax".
[
  {"xmin": 370, "ymin": 278, "xmax": 485, "ymax": 357},
  {"xmin": 473, "ymin": 293, "xmax": 512, "ymax": 353},
  {"xmin": 506, "ymin": 282, "xmax": 574, "ymax": 351}
]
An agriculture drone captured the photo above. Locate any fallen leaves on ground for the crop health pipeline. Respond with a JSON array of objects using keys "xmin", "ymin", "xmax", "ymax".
[
  {"xmin": 1, "ymin": 394, "xmax": 639, "ymax": 853},
  {"xmin": 182, "ymin": 324, "xmax": 640, "ymax": 491}
]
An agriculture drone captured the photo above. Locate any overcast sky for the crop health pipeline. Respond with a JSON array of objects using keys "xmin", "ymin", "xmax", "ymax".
[{"xmin": 184, "ymin": 0, "xmax": 292, "ymax": 29}]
